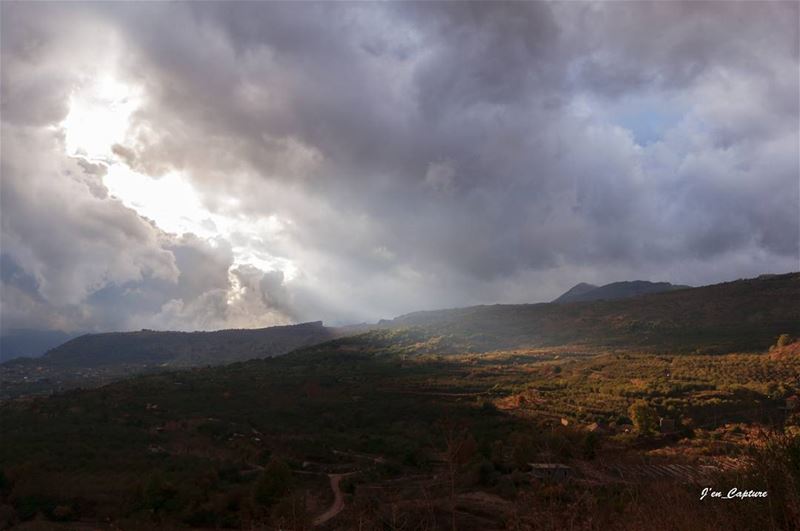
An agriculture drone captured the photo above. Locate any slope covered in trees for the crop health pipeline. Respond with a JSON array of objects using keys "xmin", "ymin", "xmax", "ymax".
[
  {"xmin": 552, "ymin": 280, "xmax": 692, "ymax": 303},
  {"xmin": 383, "ymin": 273, "xmax": 799, "ymax": 353}
]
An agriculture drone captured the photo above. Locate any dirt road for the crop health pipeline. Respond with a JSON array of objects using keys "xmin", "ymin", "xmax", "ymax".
[{"xmin": 313, "ymin": 473, "xmax": 354, "ymax": 526}]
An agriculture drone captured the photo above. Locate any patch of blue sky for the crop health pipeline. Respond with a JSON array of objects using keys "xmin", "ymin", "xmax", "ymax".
[{"xmin": 610, "ymin": 94, "xmax": 687, "ymax": 146}]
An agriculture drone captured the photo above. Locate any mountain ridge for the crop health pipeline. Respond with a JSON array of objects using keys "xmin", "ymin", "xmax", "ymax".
[
  {"xmin": 553, "ymin": 280, "xmax": 691, "ymax": 303},
  {"xmin": 552, "ymin": 282, "xmax": 598, "ymax": 302},
  {"xmin": 0, "ymin": 329, "xmax": 81, "ymax": 363},
  {"xmin": 2, "ymin": 273, "xmax": 797, "ymax": 399},
  {"xmin": 4, "ymin": 321, "xmax": 338, "ymax": 370},
  {"xmin": 382, "ymin": 272, "xmax": 799, "ymax": 353}
]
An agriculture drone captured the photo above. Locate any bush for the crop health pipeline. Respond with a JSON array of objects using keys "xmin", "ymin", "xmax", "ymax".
[
  {"xmin": 253, "ymin": 458, "xmax": 292, "ymax": 507},
  {"xmin": 477, "ymin": 459, "xmax": 498, "ymax": 486},
  {"xmin": 480, "ymin": 399, "xmax": 497, "ymax": 413},
  {"xmin": 51, "ymin": 504, "xmax": 75, "ymax": 522},
  {"xmin": 496, "ymin": 475, "xmax": 517, "ymax": 499},
  {"xmin": 628, "ymin": 401, "xmax": 658, "ymax": 435},
  {"xmin": 740, "ymin": 430, "xmax": 800, "ymax": 529},
  {"xmin": 12, "ymin": 494, "xmax": 56, "ymax": 521},
  {"xmin": 582, "ymin": 432, "xmax": 601, "ymax": 460},
  {"xmin": 140, "ymin": 472, "xmax": 178, "ymax": 514},
  {"xmin": 776, "ymin": 334, "xmax": 794, "ymax": 348},
  {"xmin": 341, "ymin": 476, "xmax": 357, "ymax": 494}
]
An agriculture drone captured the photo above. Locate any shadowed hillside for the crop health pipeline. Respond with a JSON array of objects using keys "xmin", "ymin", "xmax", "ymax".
[
  {"xmin": 3, "ymin": 274, "xmax": 797, "ymax": 399},
  {"xmin": 551, "ymin": 282, "xmax": 598, "ymax": 302},
  {"xmin": 552, "ymin": 280, "xmax": 692, "ymax": 304},
  {"xmin": 0, "ymin": 329, "xmax": 80, "ymax": 362},
  {"xmin": 0, "ymin": 275, "xmax": 798, "ymax": 529},
  {"xmin": 0, "ymin": 322, "xmax": 344, "ymax": 399},
  {"xmin": 38, "ymin": 321, "xmax": 336, "ymax": 368},
  {"xmin": 383, "ymin": 273, "xmax": 800, "ymax": 353}
]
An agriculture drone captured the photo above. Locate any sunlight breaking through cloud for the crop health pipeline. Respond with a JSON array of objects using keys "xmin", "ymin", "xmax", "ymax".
[
  {"xmin": 55, "ymin": 71, "xmax": 299, "ymax": 329},
  {"xmin": 2, "ymin": 1, "xmax": 797, "ymax": 332}
]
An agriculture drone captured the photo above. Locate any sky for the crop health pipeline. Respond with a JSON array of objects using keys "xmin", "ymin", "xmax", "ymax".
[{"xmin": 1, "ymin": 1, "xmax": 798, "ymax": 333}]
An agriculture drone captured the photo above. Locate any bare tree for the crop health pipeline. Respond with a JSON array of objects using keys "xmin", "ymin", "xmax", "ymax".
[{"xmin": 439, "ymin": 418, "xmax": 477, "ymax": 531}]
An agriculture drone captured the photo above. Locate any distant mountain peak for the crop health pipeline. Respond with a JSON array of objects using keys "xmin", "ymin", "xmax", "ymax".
[
  {"xmin": 552, "ymin": 283, "xmax": 598, "ymax": 303},
  {"xmin": 12, "ymin": 321, "xmax": 338, "ymax": 370},
  {"xmin": 0, "ymin": 329, "xmax": 81, "ymax": 363},
  {"xmin": 552, "ymin": 280, "xmax": 691, "ymax": 304}
]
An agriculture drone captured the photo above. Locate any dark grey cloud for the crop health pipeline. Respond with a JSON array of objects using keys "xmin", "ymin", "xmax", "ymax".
[{"xmin": 1, "ymin": 1, "xmax": 797, "ymax": 332}]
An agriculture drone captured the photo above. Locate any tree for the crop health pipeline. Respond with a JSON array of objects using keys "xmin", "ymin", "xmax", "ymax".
[
  {"xmin": 253, "ymin": 457, "xmax": 293, "ymax": 507},
  {"xmin": 582, "ymin": 431, "xmax": 601, "ymax": 460},
  {"xmin": 439, "ymin": 419, "xmax": 477, "ymax": 531},
  {"xmin": 141, "ymin": 472, "xmax": 177, "ymax": 515},
  {"xmin": 628, "ymin": 400, "xmax": 658, "ymax": 435},
  {"xmin": 776, "ymin": 334, "xmax": 794, "ymax": 348}
]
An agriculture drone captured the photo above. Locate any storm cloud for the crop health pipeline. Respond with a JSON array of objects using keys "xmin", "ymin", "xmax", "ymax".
[{"xmin": 1, "ymin": 1, "xmax": 798, "ymax": 332}]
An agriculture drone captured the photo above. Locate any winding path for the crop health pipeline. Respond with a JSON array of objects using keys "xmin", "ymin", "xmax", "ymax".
[{"xmin": 313, "ymin": 472, "xmax": 355, "ymax": 526}]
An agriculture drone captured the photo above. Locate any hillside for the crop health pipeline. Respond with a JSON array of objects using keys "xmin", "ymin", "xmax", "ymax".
[
  {"xmin": 385, "ymin": 273, "xmax": 800, "ymax": 353},
  {"xmin": 0, "ymin": 321, "xmax": 343, "ymax": 399},
  {"xmin": 0, "ymin": 329, "xmax": 80, "ymax": 363},
  {"xmin": 551, "ymin": 282, "xmax": 597, "ymax": 302},
  {"xmin": 3, "ymin": 274, "xmax": 797, "ymax": 400},
  {"xmin": 0, "ymin": 275, "xmax": 798, "ymax": 529},
  {"xmin": 552, "ymin": 280, "xmax": 692, "ymax": 303},
  {"xmin": 37, "ymin": 321, "xmax": 336, "ymax": 368}
]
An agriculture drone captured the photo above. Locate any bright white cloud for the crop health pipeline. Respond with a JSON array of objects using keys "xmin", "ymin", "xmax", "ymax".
[
  {"xmin": 61, "ymin": 75, "xmax": 142, "ymax": 161},
  {"xmin": 59, "ymin": 73, "xmax": 299, "ymax": 290}
]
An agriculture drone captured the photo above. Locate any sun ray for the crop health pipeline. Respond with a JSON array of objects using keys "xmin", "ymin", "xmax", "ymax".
[{"xmin": 59, "ymin": 74, "xmax": 297, "ymax": 283}]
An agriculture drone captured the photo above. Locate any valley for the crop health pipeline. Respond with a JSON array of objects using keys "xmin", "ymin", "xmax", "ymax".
[{"xmin": 0, "ymin": 274, "xmax": 799, "ymax": 529}]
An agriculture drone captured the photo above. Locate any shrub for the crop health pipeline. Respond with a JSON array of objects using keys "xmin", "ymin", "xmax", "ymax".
[
  {"xmin": 582, "ymin": 432, "xmax": 601, "ymax": 460},
  {"xmin": 740, "ymin": 430, "xmax": 800, "ymax": 529},
  {"xmin": 628, "ymin": 400, "xmax": 658, "ymax": 435},
  {"xmin": 140, "ymin": 472, "xmax": 178, "ymax": 514},
  {"xmin": 51, "ymin": 504, "xmax": 75, "ymax": 522},
  {"xmin": 776, "ymin": 334, "xmax": 794, "ymax": 348},
  {"xmin": 253, "ymin": 458, "xmax": 292, "ymax": 507},
  {"xmin": 477, "ymin": 459, "xmax": 498, "ymax": 486}
]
